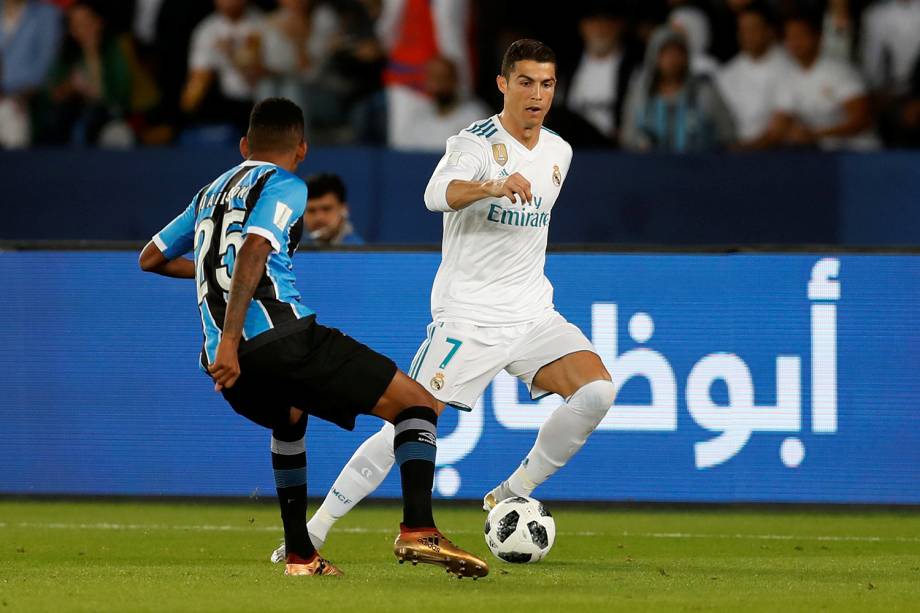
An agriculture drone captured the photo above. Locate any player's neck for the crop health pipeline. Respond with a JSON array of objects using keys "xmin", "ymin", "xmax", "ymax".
[
  {"xmin": 497, "ymin": 112, "xmax": 540, "ymax": 150},
  {"xmin": 247, "ymin": 153, "xmax": 295, "ymax": 173}
]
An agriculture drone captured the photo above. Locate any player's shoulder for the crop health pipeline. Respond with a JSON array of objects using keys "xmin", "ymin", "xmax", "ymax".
[
  {"xmin": 443, "ymin": 117, "xmax": 497, "ymax": 160},
  {"xmin": 540, "ymin": 125, "xmax": 573, "ymax": 160},
  {"xmin": 243, "ymin": 164, "xmax": 306, "ymax": 209},
  {"xmin": 451, "ymin": 115, "xmax": 500, "ymax": 148},
  {"xmin": 265, "ymin": 166, "xmax": 307, "ymax": 197},
  {"xmin": 461, "ymin": 115, "xmax": 500, "ymax": 139}
]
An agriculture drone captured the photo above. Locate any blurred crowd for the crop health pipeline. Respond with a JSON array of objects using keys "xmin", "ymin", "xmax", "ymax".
[{"xmin": 1, "ymin": 0, "xmax": 919, "ymax": 151}]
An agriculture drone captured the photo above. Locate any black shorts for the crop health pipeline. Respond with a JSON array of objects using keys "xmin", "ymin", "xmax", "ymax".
[{"xmin": 220, "ymin": 316, "xmax": 397, "ymax": 431}]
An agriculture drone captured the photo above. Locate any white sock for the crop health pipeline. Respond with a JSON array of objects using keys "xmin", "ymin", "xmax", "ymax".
[
  {"xmin": 505, "ymin": 380, "xmax": 616, "ymax": 497},
  {"xmin": 307, "ymin": 422, "xmax": 395, "ymax": 548}
]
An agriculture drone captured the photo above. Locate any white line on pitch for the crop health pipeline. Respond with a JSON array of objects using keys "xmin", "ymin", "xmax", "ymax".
[{"xmin": 2, "ymin": 521, "xmax": 919, "ymax": 543}]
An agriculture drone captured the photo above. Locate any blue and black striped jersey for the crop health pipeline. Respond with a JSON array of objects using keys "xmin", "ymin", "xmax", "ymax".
[{"xmin": 153, "ymin": 160, "xmax": 314, "ymax": 370}]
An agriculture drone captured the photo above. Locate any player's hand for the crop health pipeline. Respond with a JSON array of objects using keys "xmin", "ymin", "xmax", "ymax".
[
  {"xmin": 208, "ymin": 341, "xmax": 241, "ymax": 391},
  {"xmin": 484, "ymin": 172, "xmax": 532, "ymax": 205}
]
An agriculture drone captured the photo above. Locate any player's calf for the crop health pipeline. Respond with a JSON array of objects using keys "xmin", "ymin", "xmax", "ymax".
[
  {"xmin": 488, "ymin": 379, "xmax": 617, "ymax": 505},
  {"xmin": 271, "ymin": 412, "xmax": 315, "ymax": 562}
]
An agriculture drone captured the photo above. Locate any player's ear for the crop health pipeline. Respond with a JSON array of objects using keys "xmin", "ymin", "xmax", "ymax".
[
  {"xmin": 295, "ymin": 139, "xmax": 307, "ymax": 165},
  {"xmin": 496, "ymin": 74, "xmax": 507, "ymax": 95},
  {"xmin": 239, "ymin": 137, "xmax": 250, "ymax": 159}
]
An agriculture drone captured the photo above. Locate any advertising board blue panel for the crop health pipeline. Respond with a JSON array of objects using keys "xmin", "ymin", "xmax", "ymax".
[{"xmin": 0, "ymin": 252, "xmax": 918, "ymax": 503}]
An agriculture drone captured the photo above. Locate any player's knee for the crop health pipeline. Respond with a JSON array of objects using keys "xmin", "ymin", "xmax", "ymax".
[
  {"xmin": 404, "ymin": 379, "xmax": 441, "ymax": 413},
  {"xmin": 273, "ymin": 409, "xmax": 307, "ymax": 442},
  {"xmin": 567, "ymin": 379, "xmax": 616, "ymax": 422}
]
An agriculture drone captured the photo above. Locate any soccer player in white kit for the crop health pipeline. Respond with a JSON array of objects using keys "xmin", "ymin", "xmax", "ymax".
[{"xmin": 272, "ymin": 39, "xmax": 617, "ymax": 560}]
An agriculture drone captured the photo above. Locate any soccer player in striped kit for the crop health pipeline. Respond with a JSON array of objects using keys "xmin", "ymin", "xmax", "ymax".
[{"xmin": 141, "ymin": 98, "xmax": 487, "ymax": 579}]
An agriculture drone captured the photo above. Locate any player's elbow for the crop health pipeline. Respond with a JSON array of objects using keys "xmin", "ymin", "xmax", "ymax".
[
  {"xmin": 139, "ymin": 241, "xmax": 164, "ymax": 273},
  {"xmin": 138, "ymin": 252, "xmax": 157, "ymax": 273},
  {"xmin": 424, "ymin": 177, "xmax": 454, "ymax": 213}
]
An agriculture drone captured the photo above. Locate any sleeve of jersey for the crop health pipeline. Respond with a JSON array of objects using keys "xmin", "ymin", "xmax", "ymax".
[
  {"xmin": 153, "ymin": 201, "xmax": 196, "ymax": 259},
  {"xmin": 424, "ymin": 134, "xmax": 487, "ymax": 212},
  {"xmin": 242, "ymin": 174, "xmax": 307, "ymax": 253}
]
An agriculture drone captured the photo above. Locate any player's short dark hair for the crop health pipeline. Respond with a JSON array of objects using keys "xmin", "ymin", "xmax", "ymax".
[
  {"xmin": 307, "ymin": 173, "xmax": 347, "ymax": 203},
  {"xmin": 246, "ymin": 97, "xmax": 304, "ymax": 152},
  {"xmin": 501, "ymin": 39, "xmax": 556, "ymax": 78}
]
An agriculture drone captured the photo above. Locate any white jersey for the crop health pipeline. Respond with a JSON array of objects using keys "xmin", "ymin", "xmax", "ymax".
[{"xmin": 423, "ymin": 114, "xmax": 573, "ymax": 326}]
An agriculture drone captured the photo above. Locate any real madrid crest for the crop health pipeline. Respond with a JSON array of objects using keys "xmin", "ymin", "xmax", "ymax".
[
  {"xmin": 430, "ymin": 372, "xmax": 445, "ymax": 391},
  {"xmin": 492, "ymin": 143, "xmax": 508, "ymax": 166},
  {"xmin": 552, "ymin": 164, "xmax": 561, "ymax": 187}
]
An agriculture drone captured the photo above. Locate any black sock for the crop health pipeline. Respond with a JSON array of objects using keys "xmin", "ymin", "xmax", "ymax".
[
  {"xmin": 271, "ymin": 417, "xmax": 314, "ymax": 559},
  {"xmin": 393, "ymin": 406, "xmax": 438, "ymax": 528}
]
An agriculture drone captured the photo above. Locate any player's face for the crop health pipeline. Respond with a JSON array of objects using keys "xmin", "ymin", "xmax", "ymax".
[
  {"xmin": 498, "ymin": 60, "xmax": 557, "ymax": 129},
  {"xmin": 305, "ymin": 194, "xmax": 347, "ymax": 239}
]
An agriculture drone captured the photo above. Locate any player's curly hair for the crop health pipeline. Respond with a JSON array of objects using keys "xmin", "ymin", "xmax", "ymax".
[
  {"xmin": 501, "ymin": 39, "xmax": 556, "ymax": 78},
  {"xmin": 247, "ymin": 97, "xmax": 305, "ymax": 153}
]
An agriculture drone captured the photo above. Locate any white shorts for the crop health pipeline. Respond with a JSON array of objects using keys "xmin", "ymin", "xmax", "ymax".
[{"xmin": 406, "ymin": 310, "xmax": 596, "ymax": 409}]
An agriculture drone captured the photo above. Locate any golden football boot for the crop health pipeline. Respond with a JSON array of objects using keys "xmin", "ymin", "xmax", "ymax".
[
  {"xmin": 482, "ymin": 492, "xmax": 498, "ymax": 512},
  {"xmin": 284, "ymin": 552, "xmax": 344, "ymax": 576},
  {"xmin": 393, "ymin": 525, "xmax": 489, "ymax": 579}
]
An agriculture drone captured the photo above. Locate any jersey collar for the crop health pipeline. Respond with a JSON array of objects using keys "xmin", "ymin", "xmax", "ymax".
[{"xmin": 494, "ymin": 114, "xmax": 543, "ymax": 161}]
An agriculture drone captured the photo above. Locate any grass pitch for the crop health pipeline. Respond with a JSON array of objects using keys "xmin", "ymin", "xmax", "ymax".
[{"xmin": 1, "ymin": 500, "xmax": 918, "ymax": 612}]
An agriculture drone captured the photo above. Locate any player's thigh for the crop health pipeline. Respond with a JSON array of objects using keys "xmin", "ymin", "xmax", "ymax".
[
  {"xmin": 281, "ymin": 323, "xmax": 402, "ymax": 430},
  {"xmin": 220, "ymin": 369, "xmax": 293, "ymax": 431},
  {"xmin": 369, "ymin": 369, "xmax": 442, "ymax": 423},
  {"xmin": 506, "ymin": 313, "xmax": 609, "ymax": 400},
  {"xmin": 410, "ymin": 321, "xmax": 506, "ymax": 411}
]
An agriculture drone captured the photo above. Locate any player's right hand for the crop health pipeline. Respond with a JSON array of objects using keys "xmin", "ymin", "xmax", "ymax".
[
  {"xmin": 484, "ymin": 172, "xmax": 532, "ymax": 205},
  {"xmin": 208, "ymin": 341, "xmax": 241, "ymax": 391}
]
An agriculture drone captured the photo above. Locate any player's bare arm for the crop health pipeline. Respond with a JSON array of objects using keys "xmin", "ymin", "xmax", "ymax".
[
  {"xmin": 208, "ymin": 234, "xmax": 273, "ymax": 391},
  {"xmin": 445, "ymin": 173, "xmax": 533, "ymax": 210},
  {"xmin": 138, "ymin": 241, "xmax": 195, "ymax": 278}
]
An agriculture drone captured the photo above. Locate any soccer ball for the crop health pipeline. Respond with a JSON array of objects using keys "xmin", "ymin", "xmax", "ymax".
[{"xmin": 484, "ymin": 496, "xmax": 556, "ymax": 563}]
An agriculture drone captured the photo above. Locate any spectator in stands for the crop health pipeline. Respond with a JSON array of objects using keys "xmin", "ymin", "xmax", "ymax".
[
  {"xmin": 377, "ymin": 0, "xmax": 474, "ymax": 148},
  {"xmin": 821, "ymin": 0, "xmax": 855, "ymax": 62},
  {"xmin": 133, "ymin": 0, "xmax": 166, "ymax": 49},
  {"xmin": 763, "ymin": 12, "xmax": 876, "ymax": 150},
  {"xmin": 40, "ymin": 2, "xmax": 135, "ymax": 147},
  {"xmin": 0, "ymin": 0, "xmax": 62, "ymax": 148},
  {"xmin": 562, "ymin": 4, "xmax": 639, "ymax": 143},
  {"xmin": 307, "ymin": 0, "xmax": 386, "ymax": 143},
  {"xmin": 388, "ymin": 56, "xmax": 489, "ymax": 151},
  {"xmin": 860, "ymin": 0, "xmax": 920, "ymax": 96},
  {"xmin": 621, "ymin": 27, "xmax": 735, "ymax": 152},
  {"xmin": 181, "ymin": 0, "xmax": 262, "ymax": 131},
  {"xmin": 140, "ymin": 0, "xmax": 211, "ymax": 144},
  {"xmin": 717, "ymin": 2, "xmax": 792, "ymax": 147},
  {"xmin": 879, "ymin": 50, "xmax": 920, "ymax": 147},
  {"xmin": 301, "ymin": 172, "xmax": 365, "ymax": 247},
  {"xmin": 255, "ymin": 0, "xmax": 339, "ymax": 123},
  {"xmin": 668, "ymin": 5, "xmax": 720, "ymax": 76}
]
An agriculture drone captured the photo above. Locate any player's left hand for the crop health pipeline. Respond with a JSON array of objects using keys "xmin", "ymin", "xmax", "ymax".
[{"xmin": 208, "ymin": 342, "xmax": 241, "ymax": 391}]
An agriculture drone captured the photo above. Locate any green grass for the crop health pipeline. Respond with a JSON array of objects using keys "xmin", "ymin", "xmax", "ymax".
[{"xmin": 1, "ymin": 500, "xmax": 918, "ymax": 612}]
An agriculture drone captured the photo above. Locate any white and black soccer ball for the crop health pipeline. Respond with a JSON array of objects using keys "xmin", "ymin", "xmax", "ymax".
[{"xmin": 484, "ymin": 496, "xmax": 556, "ymax": 563}]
